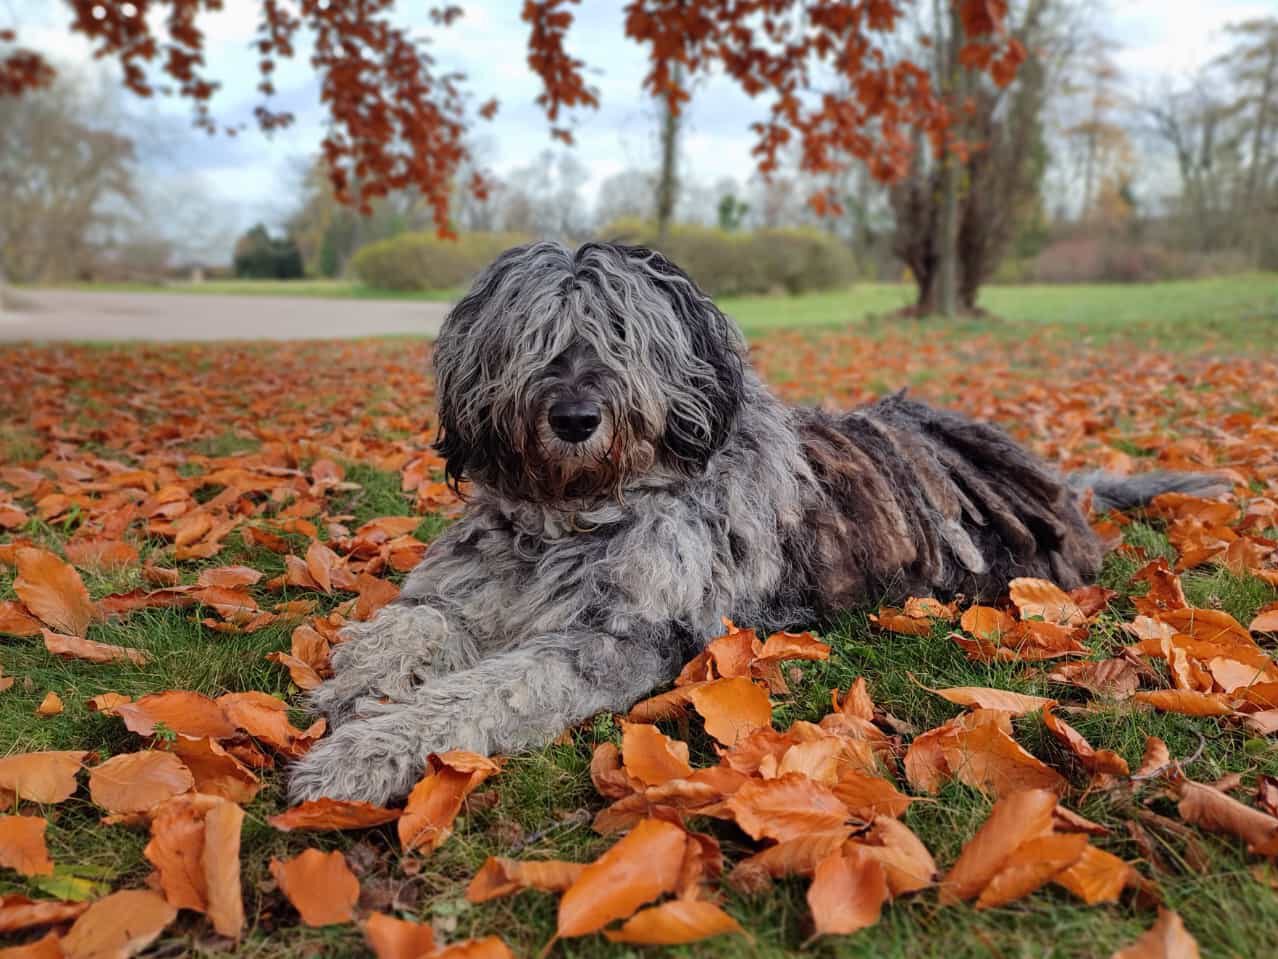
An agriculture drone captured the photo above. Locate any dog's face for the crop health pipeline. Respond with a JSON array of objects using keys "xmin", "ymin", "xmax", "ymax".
[{"xmin": 432, "ymin": 242, "xmax": 746, "ymax": 505}]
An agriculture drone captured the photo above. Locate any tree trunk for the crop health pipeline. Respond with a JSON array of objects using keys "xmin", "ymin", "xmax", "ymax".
[
  {"xmin": 936, "ymin": 0, "xmax": 964, "ymax": 318},
  {"xmin": 656, "ymin": 64, "xmax": 683, "ymax": 244}
]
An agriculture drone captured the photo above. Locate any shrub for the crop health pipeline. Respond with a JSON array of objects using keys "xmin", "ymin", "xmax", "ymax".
[
  {"xmin": 1032, "ymin": 239, "xmax": 1256, "ymax": 284},
  {"xmin": 232, "ymin": 224, "xmax": 304, "ymax": 280},
  {"xmin": 601, "ymin": 219, "xmax": 856, "ymax": 296},
  {"xmin": 351, "ymin": 231, "xmax": 531, "ymax": 291}
]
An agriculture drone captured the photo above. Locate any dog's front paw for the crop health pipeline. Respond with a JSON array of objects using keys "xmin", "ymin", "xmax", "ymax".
[
  {"xmin": 288, "ymin": 720, "xmax": 426, "ymax": 806},
  {"xmin": 307, "ymin": 606, "xmax": 448, "ymax": 726}
]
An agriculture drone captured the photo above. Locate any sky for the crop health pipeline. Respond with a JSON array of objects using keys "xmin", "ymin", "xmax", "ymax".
[{"xmin": 9, "ymin": 0, "xmax": 1274, "ymax": 251}]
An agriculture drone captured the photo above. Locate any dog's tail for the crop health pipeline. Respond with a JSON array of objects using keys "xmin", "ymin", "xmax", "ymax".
[{"xmin": 1067, "ymin": 470, "xmax": 1231, "ymax": 513}]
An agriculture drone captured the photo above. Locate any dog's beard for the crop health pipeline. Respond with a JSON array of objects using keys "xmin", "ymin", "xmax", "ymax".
[{"xmin": 529, "ymin": 405, "xmax": 655, "ymax": 504}]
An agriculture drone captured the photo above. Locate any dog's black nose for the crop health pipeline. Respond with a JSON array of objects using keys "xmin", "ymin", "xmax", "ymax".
[{"xmin": 548, "ymin": 400, "xmax": 602, "ymax": 443}]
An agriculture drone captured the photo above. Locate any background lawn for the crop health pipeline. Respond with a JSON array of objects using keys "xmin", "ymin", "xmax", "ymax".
[{"xmin": 1, "ymin": 279, "xmax": 1276, "ymax": 957}]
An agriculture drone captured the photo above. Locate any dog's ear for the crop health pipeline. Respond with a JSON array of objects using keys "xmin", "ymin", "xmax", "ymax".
[
  {"xmin": 431, "ymin": 248, "xmax": 521, "ymax": 491},
  {"xmin": 628, "ymin": 246, "xmax": 745, "ymax": 473}
]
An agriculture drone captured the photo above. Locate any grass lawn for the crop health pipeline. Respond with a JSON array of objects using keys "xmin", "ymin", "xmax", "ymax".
[
  {"xmin": 42, "ymin": 277, "xmax": 460, "ymax": 302},
  {"xmin": 1, "ymin": 283, "xmax": 1277, "ymax": 957}
]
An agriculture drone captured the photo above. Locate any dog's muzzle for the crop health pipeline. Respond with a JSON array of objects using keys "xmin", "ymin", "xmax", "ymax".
[{"xmin": 548, "ymin": 399, "xmax": 602, "ymax": 443}]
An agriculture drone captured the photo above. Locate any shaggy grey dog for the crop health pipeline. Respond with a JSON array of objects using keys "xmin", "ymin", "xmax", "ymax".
[{"xmin": 289, "ymin": 240, "xmax": 1221, "ymax": 804}]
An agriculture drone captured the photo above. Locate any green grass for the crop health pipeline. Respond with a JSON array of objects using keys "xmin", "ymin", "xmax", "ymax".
[{"xmin": 721, "ymin": 273, "xmax": 1278, "ymax": 347}]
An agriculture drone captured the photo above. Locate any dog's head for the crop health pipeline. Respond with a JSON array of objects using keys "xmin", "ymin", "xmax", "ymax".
[{"xmin": 432, "ymin": 241, "xmax": 746, "ymax": 505}]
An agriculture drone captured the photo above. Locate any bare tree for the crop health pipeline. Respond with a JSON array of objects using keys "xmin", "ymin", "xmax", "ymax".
[{"xmin": 0, "ymin": 79, "xmax": 137, "ymax": 283}]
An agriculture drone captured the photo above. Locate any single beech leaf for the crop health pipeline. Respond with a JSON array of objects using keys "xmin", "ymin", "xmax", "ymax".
[
  {"xmin": 1112, "ymin": 908, "xmax": 1201, "ymax": 959},
  {"xmin": 0, "ymin": 751, "xmax": 87, "ymax": 804},
  {"xmin": 943, "ymin": 720, "xmax": 1067, "ymax": 796},
  {"xmin": 807, "ymin": 845, "xmax": 888, "ymax": 936},
  {"xmin": 269, "ymin": 799, "xmax": 400, "ymax": 832},
  {"xmin": 725, "ymin": 773, "xmax": 851, "ymax": 842},
  {"xmin": 270, "ymin": 849, "xmax": 360, "ymax": 927},
  {"xmin": 0, "ymin": 894, "xmax": 89, "ymax": 934},
  {"xmin": 688, "ymin": 677, "xmax": 772, "ymax": 746},
  {"xmin": 1008, "ymin": 577, "xmax": 1086, "ymax": 627},
  {"xmin": 43, "ymin": 630, "xmax": 150, "ymax": 667},
  {"xmin": 1131, "ymin": 690, "xmax": 1234, "ymax": 717},
  {"xmin": 0, "ymin": 815, "xmax": 54, "ymax": 876},
  {"xmin": 928, "ymin": 684, "xmax": 1053, "ymax": 715},
  {"xmin": 1054, "ymin": 845, "xmax": 1132, "ymax": 904},
  {"xmin": 61, "ymin": 889, "xmax": 177, "ymax": 959},
  {"xmin": 729, "ymin": 829, "xmax": 854, "ymax": 882},
  {"xmin": 201, "ymin": 797, "xmax": 246, "ymax": 939},
  {"xmin": 603, "ymin": 899, "xmax": 743, "ymax": 945},
  {"xmin": 960, "ymin": 605, "xmax": 1016, "ymax": 640},
  {"xmin": 114, "ymin": 691, "xmax": 237, "ymax": 740},
  {"xmin": 556, "ymin": 818, "xmax": 687, "ymax": 939},
  {"xmin": 218, "ymin": 691, "xmax": 325, "ymax": 758},
  {"xmin": 1176, "ymin": 779, "xmax": 1278, "ymax": 854},
  {"xmin": 859, "ymin": 816, "xmax": 938, "ymax": 896},
  {"xmin": 620, "ymin": 721, "xmax": 693, "ymax": 786},
  {"xmin": 0, "ymin": 929, "xmax": 62, "ymax": 957},
  {"xmin": 88, "ymin": 751, "xmax": 193, "ymax": 815},
  {"xmin": 364, "ymin": 911, "xmax": 437, "ymax": 959},
  {"xmin": 467, "ymin": 857, "xmax": 585, "ymax": 903},
  {"xmin": 398, "ymin": 752, "xmax": 500, "ymax": 854},
  {"xmin": 14, "ymin": 548, "xmax": 94, "ymax": 636},
  {"xmin": 35, "ymin": 692, "xmax": 62, "ymax": 717},
  {"xmin": 1042, "ymin": 706, "xmax": 1130, "ymax": 776}
]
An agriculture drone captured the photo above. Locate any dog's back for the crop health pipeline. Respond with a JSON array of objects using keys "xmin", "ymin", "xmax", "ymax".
[{"xmin": 789, "ymin": 391, "xmax": 1218, "ymax": 614}]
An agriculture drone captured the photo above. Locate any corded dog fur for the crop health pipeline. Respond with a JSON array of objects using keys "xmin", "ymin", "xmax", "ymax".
[{"xmin": 289, "ymin": 241, "xmax": 1222, "ymax": 804}]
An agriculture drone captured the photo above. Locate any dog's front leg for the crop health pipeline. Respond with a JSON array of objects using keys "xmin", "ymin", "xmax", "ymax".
[
  {"xmin": 307, "ymin": 601, "xmax": 480, "ymax": 726},
  {"xmin": 289, "ymin": 631, "xmax": 677, "ymax": 805}
]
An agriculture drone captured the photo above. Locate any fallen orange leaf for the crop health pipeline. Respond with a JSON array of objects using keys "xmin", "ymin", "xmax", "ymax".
[
  {"xmin": 807, "ymin": 845, "xmax": 888, "ymax": 936},
  {"xmin": 399, "ymin": 752, "xmax": 500, "ymax": 854},
  {"xmin": 14, "ymin": 547, "xmax": 94, "ymax": 637},
  {"xmin": 943, "ymin": 719, "xmax": 1067, "ymax": 796},
  {"xmin": 941, "ymin": 788, "xmax": 1058, "ymax": 904},
  {"xmin": 43, "ymin": 629, "xmax": 150, "ymax": 666},
  {"xmin": 1176, "ymin": 779, "xmax": 1278, "ymax": 855},
  {"xmin": 270, "ymin": 848, "xmax": 360, "ymax": 927},
  {"xmin": 114, "ymin": 691, "xmax": 238, "ymax": 740},
  {"xmin": 88, "ymin": 751, "xmax": 194, "ymax": 815},
  {"xmin": 725, "ymin": 773, "xmax": 851, "ymax": 842},
  {"xmin": 60, "ymin": 889, "xmax": 177, "ymax": 959},
  {"xmin": 556, "ymin": 818, "xmax": 687, "ymax": 939},
  {"xmin": 466, "ymin": 857, "xmax": 586, "ymax": 903},
  {"xmin": 269, "ymin": 798, "xmax": 401, "ymax": 832},
  {"xmin": 858, "ymin": 816, "xmax": 937, "ymax": 896},
  {"xmin": 0, "ymin": 751, "xmax": 87, "ymax": 804},
  {"xmin": 0, "ymin": 929, "xmax": 62, "ymax": 957},
  {"xmin": 364, "ymin": 911, "xmax": 437, "ymax": 959},
  {"xmin": 1112, "ymin": 908, "xmax": 1200, "ymax": 959},
  {"xmin": 34, "ymin": 692, "xmax": 62, "ymax": 717},
  {"xmin": 1008, "ymin": 577, "xmax": 1086, "ymax": 627},
  {"xmin": 1131, "ymin": 690, "xmax": 1235, "ymax": 717},
  {"xmin": 928, "ymin": 684, "xmax": 1054, "ymax": 715},
  {"xmin": 603, "ymin": 898, "xmax": 743, "ymax": 945},
  {"xmin": 620, "ymin": 721, "xmax": 693, "ymax": 786},
  {"xmin": 1042, "ymin": 705, "xmax": 1130, "ymax": 777},
  {"xmin": 218, "ymin": 691, "xmax": 325, "ymax": 757},
  {"xmin": 975, "ymin": 833, "xmax": 1088, "ymax": 908},
  {"xmin": 688, "ymin": 677, "xmax": 772, "ymax": 746},
  {"xmin": 0, "ymin": 895, "xmax": 88, "ymax": 935},
  {"xmin": 1053, "ymin": 845, "xmax": 1132, "ymax": 904},
  {"xmin": 0, "ymin": 815, "xmax": 53, "ymax": 876}
]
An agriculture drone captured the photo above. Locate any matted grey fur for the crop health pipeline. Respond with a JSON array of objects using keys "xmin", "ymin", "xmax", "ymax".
[{"xmin": 289, "ymin": 241, "xmax": 1224, "ymax": 804}]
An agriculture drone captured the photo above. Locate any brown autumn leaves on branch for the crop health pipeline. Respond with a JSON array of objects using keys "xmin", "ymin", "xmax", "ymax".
[{"xmin": 2, "ymin": 1, "xmax": 1025, "ymax": 226}]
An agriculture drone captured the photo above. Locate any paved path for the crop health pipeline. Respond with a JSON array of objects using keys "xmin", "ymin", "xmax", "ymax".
[{"xmin": 0, "ymin": 288, "xmax": 450, "ymax": 342}]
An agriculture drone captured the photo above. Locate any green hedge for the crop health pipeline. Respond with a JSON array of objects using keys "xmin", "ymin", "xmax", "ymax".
[
  {"xmin": 350, "ymin": 231, "xmax": 531, "ymax": 291},
  {"xmin": 601, "ymin": 219, "xmax": 857, "ymax": 296}
]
